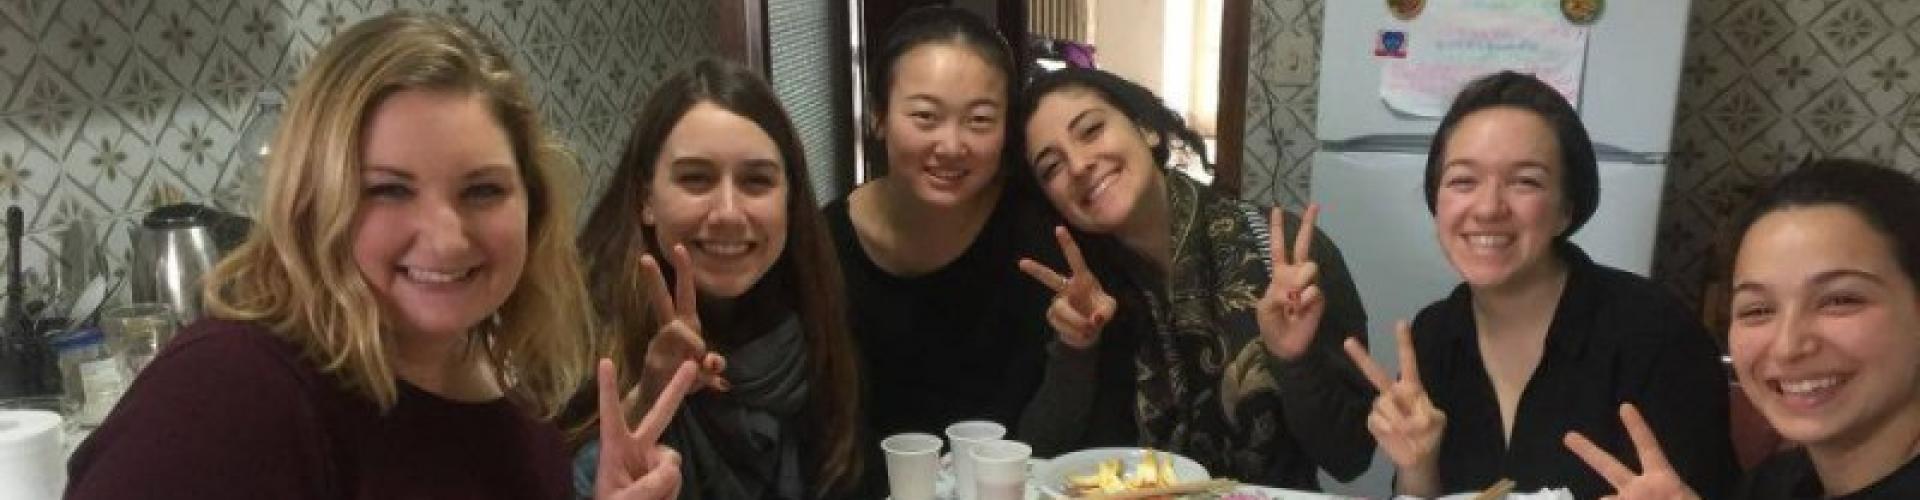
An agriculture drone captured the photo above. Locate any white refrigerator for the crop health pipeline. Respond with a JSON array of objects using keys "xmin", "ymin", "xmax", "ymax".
[{"xmin": 1305, "ymin": 0, "xmax": 1693, "ymax": 495}]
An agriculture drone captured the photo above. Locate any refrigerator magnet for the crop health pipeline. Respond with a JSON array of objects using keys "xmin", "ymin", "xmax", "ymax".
[
  {"xmin": 1375, "ymin": 30, "xmax": 1409, "ymax": 58},
  {"xmin": 1387, "ymin": 0, "xmax": 1423, "ymax": 21},
  {"xmin": 1563, "ymin": 0, "xmax": 1601, "ymax": 24}
]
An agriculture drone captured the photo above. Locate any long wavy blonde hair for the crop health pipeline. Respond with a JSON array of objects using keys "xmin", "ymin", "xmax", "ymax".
[{"xmin": 202, "ymin": 11, "xmax": 589, "ymax": 417}]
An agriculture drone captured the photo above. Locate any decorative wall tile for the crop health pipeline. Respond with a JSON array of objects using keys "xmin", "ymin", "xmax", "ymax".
[
  {"xmin": 1239, "ymin": 0, "xmax": 1322, "ymax": 210},
  {"xmin": 0, "ymin": 0, "xmax": 715, "ymax": 297},
  {"xmin": 1243, "ymin": 0, "xmax": 1920, "ymax": 311},
  {"xmin": 1658, "ymin": 0, "xmax": 1920, "ymax": 311}
]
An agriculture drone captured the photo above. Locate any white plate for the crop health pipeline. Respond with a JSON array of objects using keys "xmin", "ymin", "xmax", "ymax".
[{"xmin": 1031, "ymin": 448, "xmax": 1209, "ymax": 498}]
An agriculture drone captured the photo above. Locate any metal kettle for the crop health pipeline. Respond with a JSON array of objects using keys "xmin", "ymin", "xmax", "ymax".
[{"xmin": 130, "ymin": 203, "xmax": 237, "ymax": 322}]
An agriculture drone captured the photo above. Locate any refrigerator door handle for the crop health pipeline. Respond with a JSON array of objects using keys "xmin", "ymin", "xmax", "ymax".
[
  {"xmin": 1593, "ymin": 143, "xmax": 1667, "ymax": 165},
  {"xmin": 1319, "ymin": 134, "xmax": 1433, "ymax": 154},
  {"xmin": 1324, "ymin": 135, "xmax": 1666, "ymax": 166}
]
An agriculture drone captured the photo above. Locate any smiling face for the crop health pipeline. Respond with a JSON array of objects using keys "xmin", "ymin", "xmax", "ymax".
[
  {"xmin": 879, "ymin": 42, "xmax": 1008, "ymax": 207},
  {"xmin": 1023, "ymin": 87, "xmax": 1161, "ymax": 234},
  {"xmin": 1730, "ymin": 205, "xmax": 1920, "ymax": 449},
  {"xmin": 1431, "ymin": 106, "xmax": 1571, "ymax": 289},
  {"xmin": 353, "ymin": 89, "xmax": 528, "ymax": 345},
  {"xmin": 642, "ymin": 101, "xmax": 790, "ymax": 299}
]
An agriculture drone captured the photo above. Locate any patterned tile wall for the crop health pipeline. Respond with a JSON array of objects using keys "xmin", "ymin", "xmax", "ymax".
[
  {"xmin": 1658, "ymin": 0, "xmax": 1920, "ymax": 313},
  {"xmin": 0, "ymin": 0, "xmax": 714, "ymax": 301},
  {"xmin": 1239, "ymin": 0, "xmax": 1920, "ymax": 310},
  {"xmin": 1238, "ymin": 0, "xmax": 1321, "ymax": 209}
]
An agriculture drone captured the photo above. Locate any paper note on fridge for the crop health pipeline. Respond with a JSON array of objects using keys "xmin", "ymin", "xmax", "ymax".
[{"xmin": 1380, "ymin": 0, "xmax": 1590, "ymax": 117}]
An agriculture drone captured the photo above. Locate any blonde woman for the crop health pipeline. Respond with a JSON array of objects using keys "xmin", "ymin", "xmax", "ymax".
[{"xmin": 67, "ymin": 12, "xmax": 684, "ymax": 499}]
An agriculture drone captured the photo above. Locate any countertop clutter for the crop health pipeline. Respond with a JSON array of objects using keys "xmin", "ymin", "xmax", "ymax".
[{"xmin": 0, "ymin": 198, "xmax": 248, "ymax": 500}]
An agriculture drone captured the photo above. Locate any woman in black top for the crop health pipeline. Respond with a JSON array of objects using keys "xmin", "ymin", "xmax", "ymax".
[
  {"xmin": 823, "ymin": 7, "xmax": 1136, "ymax": 455},
  {"xmin": 1563, "ymin": 158, "xmax": 1920, "ymax": 499},
  {"xmin": 1347, "ymin": 71, "xmax": 1735, "ymax": 498}
]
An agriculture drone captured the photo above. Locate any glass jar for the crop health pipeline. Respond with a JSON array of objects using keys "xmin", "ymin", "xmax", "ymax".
[
  {"xmin": 100, "ymin": 302, "xmax": 177, "ymax": 375},
  {"xmin": 49, "ymin": 328, "xmax": 126, "ymax": 427},
  {"xmin": 220, "ymin": 91, "xmax": 282, "ymax": 216}
]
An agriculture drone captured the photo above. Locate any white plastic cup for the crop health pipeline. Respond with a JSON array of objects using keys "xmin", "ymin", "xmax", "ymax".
[
  {"xmin": 880, "ymin": 432, "xmax": 943, "ymax": 500},
  {"xmin": 944, "ymin": 421, "xmax": 1007, "ymax": 500},
  {"xmin": 970, "ymin": 439, "xmax": 1032, "ymax": 500}
]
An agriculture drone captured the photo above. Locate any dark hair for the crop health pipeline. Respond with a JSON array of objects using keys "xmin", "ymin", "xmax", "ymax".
[
  {"xmin": 1423, "ymin": 70, "xmax": 1598, "ymax": 239},
  {"xmin": 867, "ymin": 5, "xmax": 1016, "ymax": 120},
  {"xmin": 569, "ymin": 58, "xmax": 862, "ymax": 496},
  {"xmin": 1733, "ymin": 157, "xmax": 1920, "ymax": 289},
  {"xmin": 1011, "ymin": 67, "xmax": 1208, "ymax": 345},
  {"xmin": 1018, "ymin": 67, "xmax": 1213, "ymax": 175}
]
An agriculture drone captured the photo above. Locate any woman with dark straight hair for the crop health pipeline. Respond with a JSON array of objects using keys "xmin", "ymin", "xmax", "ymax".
[
  {"xmin": 564, "ymin": 58, "xmax": 862, "ymax": 499},
  {"xmin": 826, "ymin": 6, "xmax": 1135, "ymax": 458},
  {"xmin": 1350, "ymin": 71, "xmax": 1735, "ymax": 498}
]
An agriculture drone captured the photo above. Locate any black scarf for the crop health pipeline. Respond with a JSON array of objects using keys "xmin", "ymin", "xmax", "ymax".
[{"xmin": 667, "ymin": 311, "xmax": 811, "ymax": 500}]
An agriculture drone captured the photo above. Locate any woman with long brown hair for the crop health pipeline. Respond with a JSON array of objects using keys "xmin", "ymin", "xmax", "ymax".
[{"xmin": 565, "ymin": 58, "xmax": 863, "ymax": 499}]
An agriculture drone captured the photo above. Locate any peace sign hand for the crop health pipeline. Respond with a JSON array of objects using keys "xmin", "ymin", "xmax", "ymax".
[
  {"xmin": 638, "ymin": 244, "xmax": 728, "ymax": 403},
  {"xmin": 1564, "ymin": 404, "xmax": 1701, "ymax": 500},
  {"xmin": 1018, "ymin": 226, "xmax": 1118, "ymax": 349},
  {"xmin": 1257, "ymin": 204, "xmax": 1325, "ymax": 360},
  {"xmin": 1344, "ymin": 321, "xmax": 1446, "ymax": 496},
  {"xmin": 595, "ymin": 358, "xmax": 696, "ymax": 500}
]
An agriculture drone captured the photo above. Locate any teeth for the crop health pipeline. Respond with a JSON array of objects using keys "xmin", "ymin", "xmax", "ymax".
[
  {"xmin": 1084, "ymin": 174, "xmax": 1114, "ymax": 205},
  {"xmin": 1466, "ymin": 235, "xmax": 1512, "ymax": 248},
  {"xmin": 406, "ymin": 267, "xmax": 471, "ymax": 284},
  {"xmin": 700, "ymin": 242, "xmax": 750, "ymax": 256},
  {"xmin": 927, "ymin": 168, "xmax": 966, "ymax": 182},
  {"xmin": 1781, "ymin": 377, "xmax": 1839, "ymax": 395}
]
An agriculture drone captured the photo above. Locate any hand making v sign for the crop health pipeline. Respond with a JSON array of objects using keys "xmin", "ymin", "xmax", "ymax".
[
  {"xmin": 637, "ymin": 244, "xmax": 729, "ymax": 401},
  {"xmin": 594, "ymin": 358, "xmax": 696, "ymax": 500},
  {"xmin": 1018, "ymin": 226, "xmax": 1118, "ymax": 349},
  {"xmin": 1346, "ymin": 321, "xmax": 1448, "ymax": 496},
  {"xmin": 1257, "ymin": 203, "xmax": 1328, "ymax": 360},
  {"xmin": 1564, "ymin": 403, "xmax": 1701, "ymax": 500}
]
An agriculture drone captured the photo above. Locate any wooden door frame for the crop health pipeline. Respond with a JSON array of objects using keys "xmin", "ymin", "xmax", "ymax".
[{"xmin": 1213, "ymin": 0, "xmax": 1250, "ymax": 197}]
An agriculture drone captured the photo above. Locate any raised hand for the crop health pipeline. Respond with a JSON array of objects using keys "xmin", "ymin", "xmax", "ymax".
[
  {"xmin": 1257, "ymin": 204, "xmax": 1325, "ymax": 360},
  {"xmin": 1344, "ymin": 321, "xmax": 1446, "ymax": 496},
  {"xmin": 1018, "ymin": 226, "xmax": 1118, "ymax": 349},
  {"xmin": 638, "ymin": 244, "xmax": 728, "ymax": 402},
  {"xmin": 595, "ymin": 358, "xmax": 696, "ymax": 500},
  {"xmin": 1564, "ymin": 404, "xmax": 1700, "ymax": 500}
]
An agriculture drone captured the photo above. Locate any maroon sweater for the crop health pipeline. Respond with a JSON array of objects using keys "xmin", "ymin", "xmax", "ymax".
[{"xmin": 66, "ymin": 319, "xmax": 571, "ymax": 499}]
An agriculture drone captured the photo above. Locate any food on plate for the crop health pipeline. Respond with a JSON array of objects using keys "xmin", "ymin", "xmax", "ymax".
[{"xmin": 1064, "ymin": 449, "xmax": 1180, "ymax": 496}]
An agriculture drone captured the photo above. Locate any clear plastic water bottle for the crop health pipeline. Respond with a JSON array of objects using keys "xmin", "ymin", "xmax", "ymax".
[{"xmin": 222, "ymin": 91, "xmax": 282, "ymax": 217}]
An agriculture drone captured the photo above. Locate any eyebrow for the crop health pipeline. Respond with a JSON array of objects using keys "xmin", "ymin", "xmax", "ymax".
[
  {"xmin": 906, "ymin": 94, "xmax": 1004, "ymax": 109},
  {"xmin": 667, "ymin": 156, "xmax": 784, "ymax": 169},
  {"xmin": 1066, "ymin": 109, "xmax": 1099, "ymax": 132},
  {"xmin": 667, "ymin": 156, "xmax": 716, "ymax": 168},
  {"xmin": 364, "ymin": 166, "xmax": 413, "ymax": 180},
  {"xmin": 1732, "ymin": 268, "xmax": 1885, "ymax": 294},
  {"xmin": 363, "ymin": 164, "xmax": 515, "ymax": 180},
  {"xmin": 1811, "ymin": 268, "xmax": 1886, "ymax": 286}
]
